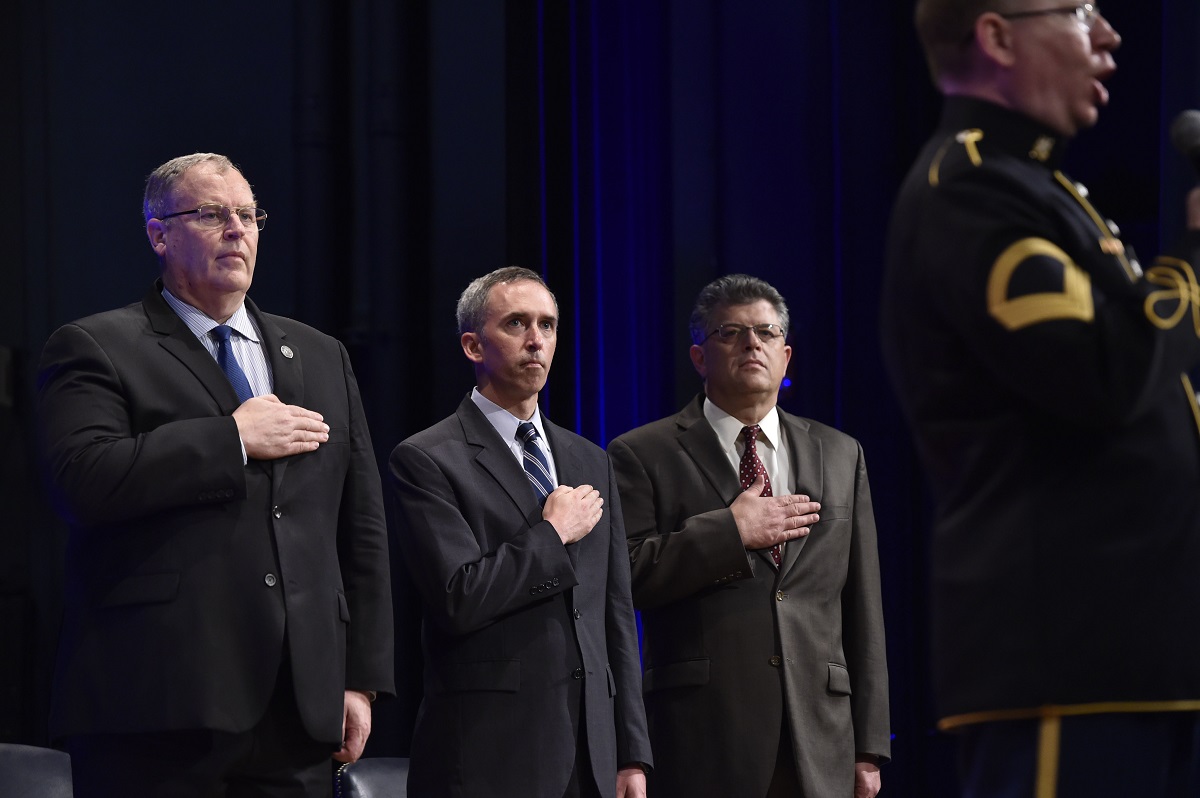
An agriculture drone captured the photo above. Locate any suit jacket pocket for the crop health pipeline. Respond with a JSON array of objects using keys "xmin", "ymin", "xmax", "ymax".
[
  {"xmin": 827, "ymin": 662, "xmax": 852, "ymax": 695},
  {"xmin": 823, "ymin": 504, "xmax": 850, "ymax": 521},
  {"xmin": 326, "ymin": 426, "xmax": 350, "ymax": 445},
  {"xmin": 643, "ymin": 658, "xmax": 710, "ymax": 693},
  {"xmin": 337, "ymin": 590, "xmax": 351, "ymax": 622},
  {"xmin": 433, "ymin": 659, "xmax": 521, "ymax": 694},
  {"xmin": 100, "ymin": 572, "xmax": 180, "ymax": 608}
]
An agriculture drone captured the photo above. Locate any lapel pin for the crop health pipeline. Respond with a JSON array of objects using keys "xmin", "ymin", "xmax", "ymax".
[{"xmin": 280, "ymin": 345, "xmax": 294, "ymax": 359}]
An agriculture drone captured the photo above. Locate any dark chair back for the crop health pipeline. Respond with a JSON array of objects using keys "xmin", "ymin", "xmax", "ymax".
[
  {"xmin": 0, "ymin": 743, "xmax": 73, "ymax": 798},
  {"xmin": 335, "ymin": 757, "xmax": 410, "ymax": 798}
]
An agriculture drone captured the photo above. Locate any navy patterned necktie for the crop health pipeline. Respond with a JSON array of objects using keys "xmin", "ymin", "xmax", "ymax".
[
  {"xmin": 740, "ymin": 424, "xmax": 782, "ymax": 566},
  {"xmin": 517, "ymin": 421, "xmax": 555, "ymax": 502},
  {"xmin": 212, "ymin": 325, "xmax": 254, "ymax": 404}
]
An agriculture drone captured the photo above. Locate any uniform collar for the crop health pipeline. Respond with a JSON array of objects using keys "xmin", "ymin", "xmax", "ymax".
[{"xmin": 939, "ymin": 95, "xmax": 1069, "ymax": 170}]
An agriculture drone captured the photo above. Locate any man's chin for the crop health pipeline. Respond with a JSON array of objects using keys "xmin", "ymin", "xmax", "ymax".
[
  {"xmin": 523, "ymin": 374, "xmax": 549, "ymax": 394},
  {"xmin": 732, "ymin": 376, "xmax": 778, "ymax": 394},
  {"xmin": 213, "ymin": 270, "xmax": 253, "ymax": 294}
]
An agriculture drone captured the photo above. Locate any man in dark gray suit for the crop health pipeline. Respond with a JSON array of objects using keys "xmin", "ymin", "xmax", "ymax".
[
  {"xmin": 608, "ymin": 274, "xmax": 890, "ymax": 797},
  {"xmin": 390, "ymin": 266, "xmax": 651, "ymax": 797}
]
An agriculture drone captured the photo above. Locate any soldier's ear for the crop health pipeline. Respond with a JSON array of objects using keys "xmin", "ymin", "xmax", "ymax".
[{"xmin": 973, "ymin": 13, "xmax": 1018, "ymax": 69}]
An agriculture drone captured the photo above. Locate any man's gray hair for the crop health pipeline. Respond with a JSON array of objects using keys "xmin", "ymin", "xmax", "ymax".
[
  {"xmin": 143, "ymin": 153, "xmax": 241, "ymax": 222},
  {"xmin": 689, "ymin": 274, "xmax": 790, "ymax": 345},
  {"xmin": 456, "ymin": 266, "xmax": 558, "ymax": 335}
]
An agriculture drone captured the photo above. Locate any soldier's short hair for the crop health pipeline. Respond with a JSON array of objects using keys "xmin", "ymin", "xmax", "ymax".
[{"xmin": 915, "ymin": 0, "xmax": 1017, "ymax": 84}]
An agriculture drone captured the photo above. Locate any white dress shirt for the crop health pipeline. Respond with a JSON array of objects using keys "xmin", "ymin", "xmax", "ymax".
[{"xmin": 470, "ymin": 387, "xmax": 559, "ymax": 486}]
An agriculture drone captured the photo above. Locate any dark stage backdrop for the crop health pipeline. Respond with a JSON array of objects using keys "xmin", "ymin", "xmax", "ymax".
[{"xmin": 5, "ymin": 1, "xmax": 1199, "ymax": 794}]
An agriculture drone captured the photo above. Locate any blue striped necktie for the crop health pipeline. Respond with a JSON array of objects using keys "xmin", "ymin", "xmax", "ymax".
[
  {"xmin": 517, "ymin": 421, "xmax": 555, "ymax": 502},
  {"xmin": 212, "ymin": 325, "xmax": 254, "ymax": 404}
]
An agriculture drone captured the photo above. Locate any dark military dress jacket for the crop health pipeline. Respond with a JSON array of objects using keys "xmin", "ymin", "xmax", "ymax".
[{"xmin": 882, "ymin": 96, "xmax": 1200, "ymax": 727}]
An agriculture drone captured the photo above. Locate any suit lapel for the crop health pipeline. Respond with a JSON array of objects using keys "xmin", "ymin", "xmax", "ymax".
[
  {"xmin": 541, "ymin": 418, "xmax": 581, "ymax": 485},
  {"xmin": 144, "ymin": 283, "xmax": 242, "ymax": 414},
  {"xmin": 676, "ymin": 394, "xmax": 779, "ymax": 569},
  {"xmin": 779, "ymin": 409, "xmax": 822, "ymax": 575},
  {"xmin": 675, "ymin": 395, "xmax": 742, "ymax": 507},
  {"xmin": 457, "ymin": 396, "xmax": 544, "ymax": 527},
  {"xmin": 541, "ymin": 417, "xmax": 585, "ymax": 569},
  {"xmin": 251, "ymin": 300, "xmax": 304, "ymax": 408},
  {"xmin": 250, "ymin": 301, "xmax": 301, "ymax": 485}
]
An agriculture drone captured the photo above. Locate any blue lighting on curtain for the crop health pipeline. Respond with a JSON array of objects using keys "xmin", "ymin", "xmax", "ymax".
[
  {"xmin": 829, "ymin": 3, "xmax": 846, "ymax": 429},
  {"xmin": 569, "ymin": 0, "xmax": 584, "ymax": 434},
  {"xmin": 589, "ymin": 0, "xmax": 608, "ymax": 445},
  {"xmin": 536, "ymin": 0, "xmax": 552, "ymax": 412},
  {"xmin": 537, "ymin": 0, "xmax": 550, "ymax": 275}
]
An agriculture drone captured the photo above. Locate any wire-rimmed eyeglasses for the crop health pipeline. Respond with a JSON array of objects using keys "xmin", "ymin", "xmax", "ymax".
[
  {"xmin": 700, "ymin": 323, "xmax": 787, "ymax": 345},
  {"xmin": 962, "ymin": 3, "xmax": 1099, "ymax": 44},
  {"xmin": 159, "ymin": 204, "xmax": 268, "ymax": 231},
  {"xmin": 999, "ymin": 3, "xmax": 1098, "ymax": 31}
]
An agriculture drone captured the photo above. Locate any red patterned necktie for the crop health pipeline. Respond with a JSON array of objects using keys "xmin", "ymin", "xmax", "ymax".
[{"xmin": 739, "ymin": 425, "xmax": 781, "ymax": 566}]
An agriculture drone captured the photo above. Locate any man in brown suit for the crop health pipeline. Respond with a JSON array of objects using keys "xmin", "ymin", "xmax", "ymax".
[{"xmin": 608, "ymin": 274, "xmax": 890, "ymax": 797}]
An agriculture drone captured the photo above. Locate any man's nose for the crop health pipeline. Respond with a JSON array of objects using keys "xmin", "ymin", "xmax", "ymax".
[
  {"xmin": 223, "ymin": 214, "xmax": 250, "ymax": 238},
  {"xmin": 1092, "ymin": 11, "xmax": 1121, "ymax": 51}
]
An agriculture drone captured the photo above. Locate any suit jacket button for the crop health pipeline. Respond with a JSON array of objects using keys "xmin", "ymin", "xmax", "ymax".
[
  {"xmin": 551, "ymin": 577, "xmax": 560, "ymax": 587},
  {"xmin": 272, "ymin": 506, "xmax": 282, "ymax": 519},
  {"xmin": 530, "ymin": 587, "xmax": 538, "ymax": 595},
  {"xmin": 768, "ymin": 655, "xmax": 782, "ymax": 667},
  {"xmin": 572, "ymin": 668, "xmax": 583, "ymax": 679},
  {"xmin": 264, "ymin": 574, "xmax": 278, "ymax": 587},
  {"xmin": 573, "ymin": 609, "xmax": 582, "ymax": 619}
]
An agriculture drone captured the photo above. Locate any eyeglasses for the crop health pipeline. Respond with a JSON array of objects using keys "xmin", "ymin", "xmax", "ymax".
[
  {"xmin": 159, "ymin": 204, "xmax": 268, "ymax": 231},
  {"xmin": 1000, "ymin": 3, "xmax": 1099, "ymax": 31},
  {"xmin": 700, "ymin": 323, "xmax": 786, "ymax": 345}
]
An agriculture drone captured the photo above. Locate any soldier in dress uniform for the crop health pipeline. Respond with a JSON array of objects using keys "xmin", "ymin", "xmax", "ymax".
[{"xmin": 882, "ymin": 2, "xmax": 1200, "ymax": 795}]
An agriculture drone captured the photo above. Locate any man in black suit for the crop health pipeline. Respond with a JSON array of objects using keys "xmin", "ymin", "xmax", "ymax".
[
  {"xmin": 36, "ymin": 153, "xmax": 394, "ymax": 797},
  {"xmin": 608, "ymin": 274, "xmax": 890, "ymax": 797},
  {"xmin": 390, "ymin": 266, "xmax": 651, "ymax": 798}
]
